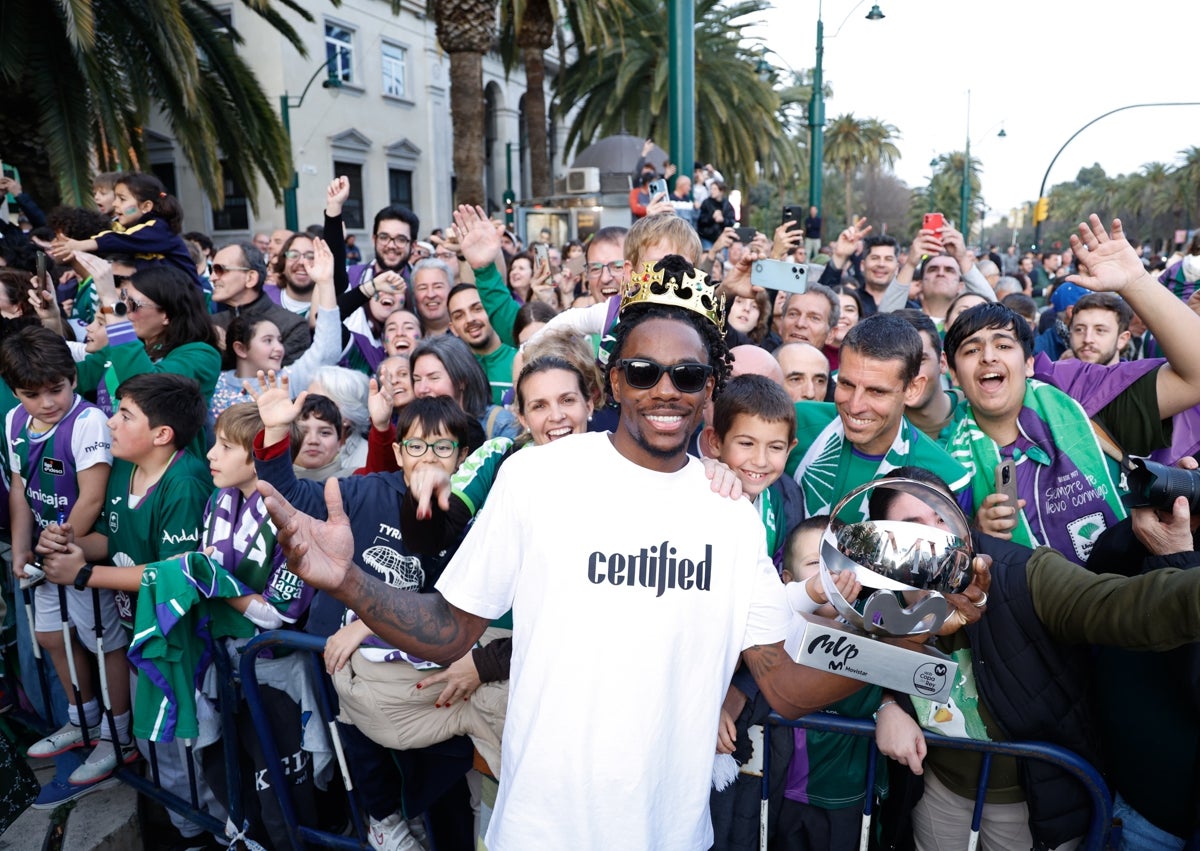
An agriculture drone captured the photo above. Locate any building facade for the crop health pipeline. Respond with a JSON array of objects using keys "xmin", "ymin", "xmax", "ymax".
[{"xmin": 149, "ymin": 0, "xmax": 565, "ymax": 242}]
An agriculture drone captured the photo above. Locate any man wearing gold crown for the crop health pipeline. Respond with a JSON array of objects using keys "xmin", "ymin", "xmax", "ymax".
[{"xmin": 257, "ymin": 254, "xmax": 876, "ymax": 850}]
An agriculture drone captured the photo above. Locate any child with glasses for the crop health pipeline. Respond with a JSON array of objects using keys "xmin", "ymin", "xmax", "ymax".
[{"xmin": 247, "ymin": 376, "xmax": 479, "ymax": 846}]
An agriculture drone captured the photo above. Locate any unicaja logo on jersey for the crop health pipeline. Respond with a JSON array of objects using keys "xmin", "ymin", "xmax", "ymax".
[{"xmin": 587, "ymin": 541, "xmax": 712, "ymax": 597}]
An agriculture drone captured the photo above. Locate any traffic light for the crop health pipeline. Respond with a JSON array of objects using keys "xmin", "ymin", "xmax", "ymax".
[
  {"xmin": 1033, "ymin": 197, "xmax": 1049, "ymax": 225},
  {"xmin": 502, "ymin": 190, "xmax": 515, "ymax": 228}
]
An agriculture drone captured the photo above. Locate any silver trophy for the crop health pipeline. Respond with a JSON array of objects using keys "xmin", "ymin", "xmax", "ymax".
[{"xmin": 796, "ymin": 478, "xmax": 972, "ymax": 701}]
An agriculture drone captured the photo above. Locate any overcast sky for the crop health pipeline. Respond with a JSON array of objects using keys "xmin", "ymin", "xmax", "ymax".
[{"xmin": 750, "ymin": 0, "xmax": 1200, "ymax": 227}]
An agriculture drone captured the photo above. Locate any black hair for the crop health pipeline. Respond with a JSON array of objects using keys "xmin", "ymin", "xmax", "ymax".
[
  {"xmin": 114, "ymin": 373, "xmax": 206, "ymax": 449},
  {"xmin": 372, "ymin": 204, "xmax": 420, "ymax": 239},
  {"xmin": 862, "ymin": 234, "xmax": 898, "ymax": 255},
  {"xmin": 296, "ymin": 394, "xmax": 344, "ymax": 439},
  {"xmin": 126, "ymin": 265, "xmax": 219, "ymax": 356},
  {"xmin": 394, "ymin": 395, "xmax": 472, "ymax": 450},
  {"xmin": 114, "ymin": 172, "xmax": 184, "ymax": 233},
  {"xmin": 892, "ymin": 308, "xmax": 942, "ymax": 358},
  {"xmin": 840, "ymin": 312, "xmax": 922, "ymax": 385},
  {"xmin": 182, "ymin": 231, "xmax": 214, "ymax": 255},
  {"xmin": 943, "ymin": 303, "xmax": 1035, "ymax": 371},
  {"xmin": 511, "ymin": 299, "xmax": 558, "ymax": 343},
  {"xmin": 447, "ymin": 283, "xmax": 479, "ymax": 306},
  {"xmin": 0, "ymin": 324, "xmax": 76, "ymax": 390},
  {"xmin": 46, "ymin": 206, "xmax": 114, "ymax": 240},
  {"xmin": 222, "ymin": 314, "xmax": 278, "ymax": 371},
  {"xmin": 712, "ymin": 374, "xmax": 796, "ymax": 441},
  {"xmin": 867, "ymin": 466, "xmax": 952, "ymax": 520}
]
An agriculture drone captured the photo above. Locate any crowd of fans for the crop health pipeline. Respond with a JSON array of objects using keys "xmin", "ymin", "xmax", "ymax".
[{"xmin": 0, "ymin": 155, "xmax": 1197, "ymax": 851}]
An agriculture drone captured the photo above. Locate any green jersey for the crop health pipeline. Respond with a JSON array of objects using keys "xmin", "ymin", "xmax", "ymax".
[{"xmin": 99, "ymin": 450, "xmax": 213, "ymax": 624}]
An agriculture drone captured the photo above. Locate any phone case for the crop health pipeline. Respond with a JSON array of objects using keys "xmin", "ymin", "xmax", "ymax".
[{"xmin": 751, "ymin": 260, "xmax": 808, "ymax": 294}]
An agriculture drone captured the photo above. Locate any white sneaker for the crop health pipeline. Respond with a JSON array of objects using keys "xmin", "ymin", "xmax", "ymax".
[
  {"xmin": 26, "ymin": 721, "xmax": 99, "ymax": 759},
  {"xmin": 368, "ymin": 812, "xmax": 427, "ymax": 851},
  {"xmin": 68, "ymin": 738, "xmax": 138, "ymax": 785}
]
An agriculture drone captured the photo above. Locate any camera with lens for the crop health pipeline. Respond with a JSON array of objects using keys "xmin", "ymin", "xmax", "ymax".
[{"xmin": 1125, "ymin": 456, "xmax": 1200, "ymax": 512}]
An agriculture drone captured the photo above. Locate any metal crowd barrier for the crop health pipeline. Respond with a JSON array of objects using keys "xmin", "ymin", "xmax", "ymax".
[
  {"xmin": 762, "ymin": 712, "xmax": 1113, "ymax": 851},
  {"xmin": 239, "ymin": 630, "xmax": 369, "ymax": 850}
]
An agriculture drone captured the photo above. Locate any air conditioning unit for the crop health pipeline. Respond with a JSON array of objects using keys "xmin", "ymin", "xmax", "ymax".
[{"xmin": 564, "ymin": 167, "xmax": 600, "ymax": 194}]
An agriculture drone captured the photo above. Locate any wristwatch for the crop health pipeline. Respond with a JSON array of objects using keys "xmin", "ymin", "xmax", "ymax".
[
  {"xmin": 74, "ymin": 563, "xmax": 94, "ymax": 591},
  {"xmin": 99, "ymin": 302, "xmax": 128, "ymax": 318}
]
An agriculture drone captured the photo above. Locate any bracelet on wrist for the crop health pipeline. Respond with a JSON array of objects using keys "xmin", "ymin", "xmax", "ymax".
[{"xmin": 873, "ymin": 698, "xmax": 898, "ymax": 722}]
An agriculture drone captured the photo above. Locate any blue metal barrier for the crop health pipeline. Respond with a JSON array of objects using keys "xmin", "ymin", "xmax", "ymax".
[
  {"xmin": 762, "ymin": 712, "xmax": 1113, "ymax": 851},
  {"xmin": 239, "ymin": 630, "xmax": 369, "ymax": 850}
]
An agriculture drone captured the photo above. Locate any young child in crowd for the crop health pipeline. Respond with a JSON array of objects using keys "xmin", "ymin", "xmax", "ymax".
[
  {"xmin": 2, "ymin": 326, "xmax": 120, "ymax": 790},
  {"xmin": 290, "ymin": 394, "xmax": 351, "ymax": 481},
  {"xmin": 37, "ymin": 373, "xmax": 216, "ymax": 840},
  {"xmin": 51, "ymin": 172, "xmax": 203, "ymax": 288},
  {"xmin": 773, "ymin": 518, "xmax": 888, "ymax": 850},
  {"xmin": 91, "ymin": 171, "xmax": 119, "ymax": 220},
  {"xmin": 250, "ymin": 373, "xmax": 478, "ymax": 849}
]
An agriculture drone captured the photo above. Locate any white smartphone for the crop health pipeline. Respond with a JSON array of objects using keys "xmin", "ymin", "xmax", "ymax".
[{"xmin": 751, "ymin": 259, "xmax": 808, "ymax": 294}]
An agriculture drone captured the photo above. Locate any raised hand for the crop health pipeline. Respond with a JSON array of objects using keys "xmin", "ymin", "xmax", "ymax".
[
  {"xmin": 771, "ymin": 222, "xmax": 802, "ymax": 260},
  {"xmin": 259, "ymin": 479, "xmax": 356, "ymax": 593},
  {"xmin": 244, "ymin": 370, "xmax": 306, "ymax": 432},
  {"xmin": 452, "ymin": 204, "xmax": 502, "ymax": 270},
  {"xmin": 305, "ymin": 237, "xmax": 335, "ymax": 287},
  {"xmin": 326, "ymin": 176, "xmax": 351, "ymax": 216},
  {"xmin": 832, "ymin": 216, "xmax": 872, "ymax": 265},
  {"xmin": 74, "ymin": 251, "xmax": 119, "ymax": 307},
  {"xmin": 367, "ymin": 376, "xmax": 394, "ymax": 432},
  {"xmin": 1067, "ymin": 215, "xmax": 1147, "ymax": 294}
]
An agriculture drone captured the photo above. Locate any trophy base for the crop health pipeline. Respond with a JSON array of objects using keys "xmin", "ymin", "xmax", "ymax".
[{"xmin": 793, "ymin": 614, "xmax": 958, "ymax": 703}]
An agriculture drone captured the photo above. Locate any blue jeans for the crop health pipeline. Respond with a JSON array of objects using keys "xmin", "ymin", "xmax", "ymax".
[{"xmin": 1113, "ymin": 793, "xmax": 1186, "ymax": 851}]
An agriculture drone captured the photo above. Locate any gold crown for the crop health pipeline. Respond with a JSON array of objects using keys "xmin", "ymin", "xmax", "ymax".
[{"xmin": 618, "ymin": 258, "xmax": 726, "ymax": 329}]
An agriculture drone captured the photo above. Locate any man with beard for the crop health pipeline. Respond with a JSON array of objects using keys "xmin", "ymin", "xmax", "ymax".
[
  {"xmin": 1068, "ymin": 292, "xmax": 1132, "ymax": 365},
  {"xmin": 349, "ymin": 204, "xmax": 420, "ymax": 289},
  {"xmin": 447, "ymin": 284, "xmax": 516, "ymax": 404}
]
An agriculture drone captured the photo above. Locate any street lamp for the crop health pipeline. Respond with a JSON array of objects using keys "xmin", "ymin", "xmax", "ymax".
[
  {"xmin": 808, "ymin": 0, "xmax": 885, "ymax": 214},
  {"xmin": 1031, "ymin": 101, "xmax": 1200, "ymax": 250},
  {"xmin": 958, "ymin": 89, "xmax": 1005, "ymax": 241},
  {"xmin": 281, "ymin": 55, "xmax": 343, "ymax": 231}
]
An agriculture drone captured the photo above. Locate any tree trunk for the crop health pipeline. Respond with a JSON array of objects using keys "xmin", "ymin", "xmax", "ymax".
[
  {"xmin": 844, "ymin": 167, "xmax": 854, "ymax": 226},
  {"xmin": 522, "ymin": 45, "xmax": 551, "ymax": 198},
  {"xmin": 448, "ymin": 50, "xmax": 486, "ymax": 209}
]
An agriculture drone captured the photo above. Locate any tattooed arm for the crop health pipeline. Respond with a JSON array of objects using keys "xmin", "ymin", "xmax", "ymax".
[
  {"xmin": 259, "ymin": 478, "xmax": 489, "ymax": 664},
  {"xmin": 741, "ymin": 641, "xmax": 865, "ymax": 719}
]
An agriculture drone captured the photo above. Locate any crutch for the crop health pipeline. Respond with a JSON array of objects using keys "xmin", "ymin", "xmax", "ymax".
[
  {"xmin": 20, "ymin": 569, "xmax": 54, "ymax": 723},
  {"xmin": 57, "ymin": 581, "xmax": 92, "ymax": 748},
  {"xmin": 91, "ymin": 587, "xmax": 123, "ymax": 761}
]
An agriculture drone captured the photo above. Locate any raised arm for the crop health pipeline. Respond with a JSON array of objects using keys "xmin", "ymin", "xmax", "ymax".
[
  {"xmin": 260, "ymin": 478, "xmax": 489, "ymax": 664},
  {"xmin": 1069, "ymin": 215, "xmax": 1200, "ymax": 418}
]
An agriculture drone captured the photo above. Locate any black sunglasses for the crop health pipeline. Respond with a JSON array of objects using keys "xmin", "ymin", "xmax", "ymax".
[{"xmin": 617, "ymin": 358, "xmax": 713, "ymax": 393}]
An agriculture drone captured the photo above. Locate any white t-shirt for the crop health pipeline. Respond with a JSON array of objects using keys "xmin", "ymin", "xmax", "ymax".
[{"xmin": 436, "ymin": 431, "xmax": 790, "ymax": 851}]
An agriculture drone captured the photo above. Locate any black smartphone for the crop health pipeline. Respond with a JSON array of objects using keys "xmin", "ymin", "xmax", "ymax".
[
  {"xmin": 35, "ymin": 250, "xmax": 48, "ymax": 290},
  {"xmin": 734, "ymin": 227, "xmax": 757, "ymax": 245},
  {"xmin": 783, "ymin": 205, "xmax": 806, "ymax": 233}
]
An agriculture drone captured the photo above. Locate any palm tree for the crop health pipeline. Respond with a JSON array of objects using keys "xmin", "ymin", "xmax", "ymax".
[
  {"xmin": 824, "ymin": 114, "xmax": 869, "ymax": 223},
  {"xmin": 861, "ymin": 119, "xmax": 901, "ymax": 175},
  {"xmin": 499, "ymin": 1, "xmax": 634, "ymax": 199},
  {"xmin": 0, "ymin": 0, "xmax": 313, "ymax": 210},
  {"xmin": 432, "ymin": 0, "xmax": 498, "ymax": 209},
  {"xmin": 553, "ymin": 0, "xmax": 789, "ymax": 184}
]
